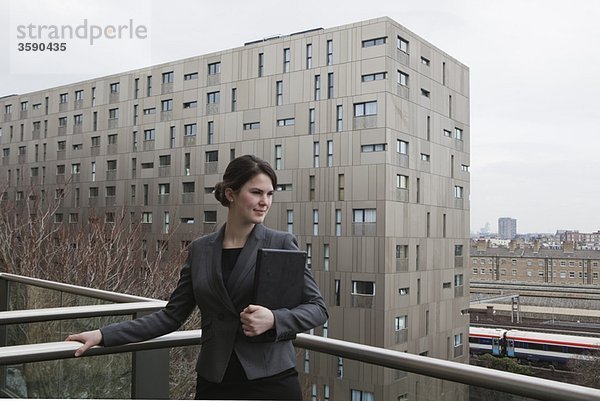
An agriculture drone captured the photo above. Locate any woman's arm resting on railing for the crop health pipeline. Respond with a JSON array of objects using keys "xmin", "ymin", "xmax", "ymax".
[{"xmin": 65, "ymin": 329, "xmax": 103, "ymax": 357}]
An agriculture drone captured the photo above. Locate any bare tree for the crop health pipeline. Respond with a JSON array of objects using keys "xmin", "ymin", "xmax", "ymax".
[{"xmin": 0, "ymin": 184, "xmax": 199, "ymax": 398}]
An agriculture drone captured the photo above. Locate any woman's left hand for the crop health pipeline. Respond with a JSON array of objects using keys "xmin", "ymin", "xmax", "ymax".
[{"xmin": 240, "ymin": 304, "xmax": 275, "ymax": 336}]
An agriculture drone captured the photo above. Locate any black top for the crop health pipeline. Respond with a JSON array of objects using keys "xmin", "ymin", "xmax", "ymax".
[{"xmin": 221, "ymin": 248, "xmax": 242, "ymax": 289}]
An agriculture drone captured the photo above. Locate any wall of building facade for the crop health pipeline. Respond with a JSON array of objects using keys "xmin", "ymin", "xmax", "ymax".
[{"xmin": 0, "ymin": 17, "xmax": 469, "ymax": 401}]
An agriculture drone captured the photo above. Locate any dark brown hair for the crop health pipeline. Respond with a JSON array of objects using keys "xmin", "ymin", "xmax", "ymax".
[{"xmin": 214, "ymin": 155, "xmax": 277, "ymax": 207}]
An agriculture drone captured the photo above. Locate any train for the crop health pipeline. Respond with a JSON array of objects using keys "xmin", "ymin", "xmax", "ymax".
[{"xmin": 469, "ymin": 326, "xmax": 600, "ymax": 366}]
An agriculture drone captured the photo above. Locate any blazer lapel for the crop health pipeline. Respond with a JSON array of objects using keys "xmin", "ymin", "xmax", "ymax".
[
  {"xmin": 226, "ymin": 224, "xmax": 267, "ymax": 305},
  {"xmin": 206, "ymin": 225, "xmax": 238, "ymax": 314}
]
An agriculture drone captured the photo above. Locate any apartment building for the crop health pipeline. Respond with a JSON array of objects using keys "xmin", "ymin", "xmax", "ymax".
[
  {"xmin": 498, "ymin": 217, "xmax": 517, "ymax": 240},
  {"xmin": 0, "ymin": 17, "xmax": 470, "ymax": 401},
  {"xmin": 471, "ymin": 240, "xmax": 600, "ymax": 285}
]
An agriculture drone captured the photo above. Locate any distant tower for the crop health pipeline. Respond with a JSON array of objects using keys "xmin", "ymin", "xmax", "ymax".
[{"xmin": 498, "ymin": 217, "xmax": 517, "ymax": 239}]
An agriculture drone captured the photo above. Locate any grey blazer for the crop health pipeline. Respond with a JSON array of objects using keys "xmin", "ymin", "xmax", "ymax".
[{"xmin": 100, "ymin": 224, "xmax": 328, "ymax": 383}]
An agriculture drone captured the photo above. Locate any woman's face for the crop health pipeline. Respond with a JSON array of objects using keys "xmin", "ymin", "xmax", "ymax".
[{"xmin": 228, "ymin": 173, "xmax": 274, "ymax": 225}]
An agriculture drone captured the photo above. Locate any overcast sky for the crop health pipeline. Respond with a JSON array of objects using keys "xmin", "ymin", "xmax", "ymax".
[{"xmin": 1, "ymin": 0, "xmax": 599, "ymax": 234}]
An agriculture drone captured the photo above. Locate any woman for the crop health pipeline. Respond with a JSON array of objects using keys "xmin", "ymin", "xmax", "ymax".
[{"xmin": 67, "ymin": 155, "xmax": 328, "ymax": 400}]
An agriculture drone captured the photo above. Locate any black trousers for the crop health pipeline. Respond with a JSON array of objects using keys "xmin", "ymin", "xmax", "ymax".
[{"xmin": 195, "ymin": 353, "xmax": 303, "ymax": 400}]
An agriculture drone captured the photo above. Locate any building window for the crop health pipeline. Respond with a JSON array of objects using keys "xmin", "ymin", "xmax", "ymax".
[
  {"xmin": 362, "ymin": 72, "xmax": 386, "ymax": 82},
  {"xmin": 454, "ymin": 186, "xmax": 464, "ymax": 199},
  {"xmin": 159, "ymin": 183, "xmax": 170, "ymax": 195},
  {"xmin": 353, "ymin": 208, "xmax": 376, "ymax": 223},
  {"xmin": 307, "ymin": 244, "xmax": 312, "ymax": 269},
  {"xmin": 184, "ymin": 153, "xmax": 191, "ymax": 175},
  {"xmin": 395, "ymin": 315, "xmax": 407, "ymax": 331},
  {"xmin": 351, "ymin": 281, "xmax": 375, "ymax": 296},
  {"xmin": 161, "ymin": 99, "xmax": 173, "ymax": 111},
  {"xmin": 454, "ymin": 333, "xmax": 463, "ymax": 347},
  {"xmin": 420, "ymin": 153, "xmax": 430, "ymax": 162},
  {"xmin": 312, "ymin": 209, "xmax": 319, "ymax": 236},
  {"xmin": 105, "ymin": 186, "xmax": 116, "ymax": 197},
  {"xmin": 397, "ymin": 139, "xmax": 408, "ymax": 155},
  {"xmin": 183, "ymin": 182, "xmax": 196, "ymax": 193},
  {"xmin": 184, "ymin": 72, "xmax": 198, "ymax": 80},
  {"xmin": 397, "ymin": 174, "xmax": 408, "ymax": 189},
  {"xmin": 398, "ymin": 70, "xmax": 409, "ymax": 86},
  {"xmin": 89, "ymin": 187, "xmax": 98, "ymax": 197},
  {"xmin": 108, "ymin": 134, "xmax": 117, "ymax": 144},
  {"xmin": 421, "ymin": 88, "xmax": 430, "ymax": 98},
  {"xmin": 313, "ymin": 142, "xmax": 320, "ymax": 168},
  {"xmin": 110, "ymin": 82, "xmax": 120, "ymax": 93},
  {"xmin": 327, "ymin": 140, "xmax": 333, "ymax": 167},
  {"xmin": 162, "ymin": 71, "xmax": 174, "ymax": 83},
  {"xmin": 361, "ymin": 143, "xmax": 386, "ymax": 152},
  {"xmin": 143, "ymin": 107, "xmax": 156, "ymax": 115},
  {"xmin": 338, "ymin": 174, "xmax": 345, "ymax": 201},
  {"xmin": 397, "ymin": 36, "xmax": 409, "ymax": 53},
  {"xmin": 328, "ymin": 72, "xmax": 334, "ymax": 98},
  {"xmin": 206, "ymin": 150, "xmax": 218, "ymax": 163},
  {"xmin": 207, "ymin": 91, "xmax": 220, "ymax": 104},
  {"xmin": 327, "ymin": 39, "xmax": 333, "ymax": 65},
  {"xmin": 207, "ymin": 121, "xmax": 215, "ymax": 144},
  {"xmin": 184, "ymin": 124, "xmax": 197, "ymax": 136},
  {"xmin": 283, "ymin": 48, "xmax": 290, "ymax": 72},
  {"xmin": 108, "ymin": 108, "xmax": 119, "ymax": 119},
  {"xmin": 362, "ymin": 37, "xmax": 386, "ymax": 47},
  {"xmin": 231, "ymin": 88, "xmax": 237, "ymax": 111},
  {"xmin": 277, "ymin": 118, "xmax": 295, "ymax": 126},
  {"xmin": 309, "ymin": 108, "xmax": 315, "ymax": 134},
  {"xmin": 314, "ymin": 75, "xmax": 321, "ymax": 100},
  {"xmin": 276, "ymin": 81, "xmax": 283, "ymax": 105},
  {"xmin": 208, "ymin": 62, "xmax": 221, "ymax": 75},
  {"xmin": 306, "ymin": 44, "xmax": 312, "ymax": 69},
  {"xmin": 421, "ymin": 56, "xmax": 430, "ymax": 66},
  {"xmin": 335, "ymin": 209, "xmax": 342, "ymax": 236},
  {"xmin": 170, "ymin": 126, "xmax": 176, "ymax": 148},
  {"xmin": 258, "ymin": 52, "xmax": 264, "ymax": 77},
  {"xmin": 309, "ymin": 175, "xmax": 315, "ymax": 201},
  {"xmin": 455, "ymin": 127, "xmax": 463, "ymax": 140},
  {"xmin": 204, "ymin": 211, "xmax": 217, "ymax": 223},
  {"xmin": 159, "ymin": 155, "xmax": 171, "ymax": 166},
  {"xmin": 143, "ymin": 129, "xmax": 155, "ymax": 141},
  {"xmin": 396, "ymin": 244, "xmax": 408, "ymax": 259},
  {"xmin": 399, "ymin": 287, "xmax": 409, "ymax": 295},
  {"xmin": 58, "ymin": 117, "xmax": 67, "ymax": 127},
  {"xmin": 274, "ymin": 144, "xmax": 282, "ymax": 170},
  {"xmin": 287, "ymin": 209, "xmax": 294, "ymax": 233},
  {"xmin": 71, "ymin": 163, "xmax": 80, "ymax": 174},
  {"xmin": 354, "ymin": 101, "xmax": 377, "ymax": 116},
  {"xmin": 243, "ymin": 122, "xmax": 260, "ymax": 130},
  {"xmin": 336, "ymin": 105, "xmax": 343, "ymax": 132},
  {"xmin": 142, "ymin": 212, "xmax": 152, "ymax": 224},
  {"xmin": 444, "ymin": 129, "xmax": 452, "ymax": 137}
]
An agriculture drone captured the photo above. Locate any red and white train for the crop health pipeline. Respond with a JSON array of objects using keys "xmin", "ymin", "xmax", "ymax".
[{"xmin": 469, "ymin": 326, "xmax": 600, "ymax": 366}]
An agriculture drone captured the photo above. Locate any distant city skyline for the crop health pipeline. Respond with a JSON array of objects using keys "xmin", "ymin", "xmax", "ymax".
[{"xmin": 1, "ymin": 0, "xmax": 599, "ymax": 234}]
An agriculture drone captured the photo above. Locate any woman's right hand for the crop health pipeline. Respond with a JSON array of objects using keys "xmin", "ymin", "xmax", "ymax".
[{"xmin": 65, "ymin": 329, "xmax": 103, "ymax": 357}]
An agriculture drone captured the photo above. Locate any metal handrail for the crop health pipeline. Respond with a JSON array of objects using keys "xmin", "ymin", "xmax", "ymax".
[
  {"xmin": 0, "ymin": 331, "xmax": 598, "ymax": 401},
  {"xmin": 0, "ymin": 273, "xmax": 156, "ymax": 303},
  {"xmin": 0, "ymin": 330, "xmax": 202, "ymax": 364},
  {"xmin": 293, "ymin": 334, "xmax": 600, "ymax": 401},
  {"xmin": 0, "ymin": 301, "xmax": 166, "ymax": 324},
  {"xmin": 2, "ymin": 273, "xmax": 600, "ymax": 400}
]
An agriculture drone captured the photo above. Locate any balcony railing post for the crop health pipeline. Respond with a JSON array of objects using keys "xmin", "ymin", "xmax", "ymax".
[
  {"xmin": 0, "ymin": 277, "xmax": 8, "ymax": 391},
  {"xmin": 131, "ymin": 311, "xmax": 170, "ymax": 399}
]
